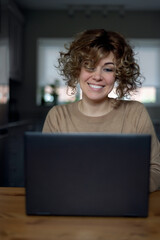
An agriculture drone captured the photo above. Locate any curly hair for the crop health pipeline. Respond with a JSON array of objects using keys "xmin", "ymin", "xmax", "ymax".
[{"xmin": 58, "ymin": 29, "xmax": 142, "ymax": 105}]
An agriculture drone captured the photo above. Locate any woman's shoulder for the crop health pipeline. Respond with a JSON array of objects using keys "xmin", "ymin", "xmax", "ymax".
[
  {"xmin": 114, "ymin": 99, "xmax": 147, "ymax": 117},
  {"xmin": 47, "ymin": 101, "xmax": 78, "ymax": 115},
  {"xmin": 110, "ymin": 98, "xmax": 144, "ymax": 108},
  {"xmin": 118, "ymin": 99, "xmax": 146, "ymax": 109},
  {"xmin": 116, "ymin": 100, "xmax": 152, "ymax": 129}
]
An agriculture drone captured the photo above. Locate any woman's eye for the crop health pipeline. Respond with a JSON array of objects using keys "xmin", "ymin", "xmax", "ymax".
[
  {"xmin": 86, "ymin": 67, "xmax": 95, "ymax": 72},
  {"xmin": 103, "ymin": 68, "xmax": 113, "ymax": 72}
]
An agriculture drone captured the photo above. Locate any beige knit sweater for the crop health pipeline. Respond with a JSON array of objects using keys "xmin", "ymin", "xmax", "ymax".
[{"xmin": 42, "ymin": 100, "xmax": 160, "ymax": 192}]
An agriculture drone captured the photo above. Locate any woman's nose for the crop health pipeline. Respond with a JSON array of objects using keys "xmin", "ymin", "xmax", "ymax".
[{"xmin": 93, "ymin": 70, "xmax": 102, "ymax": 81}]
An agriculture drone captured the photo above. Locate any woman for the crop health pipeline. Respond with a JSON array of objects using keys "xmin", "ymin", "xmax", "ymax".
[{"xmin": 42, "ymin": 29, "xmax": 160, "ymax": 192}]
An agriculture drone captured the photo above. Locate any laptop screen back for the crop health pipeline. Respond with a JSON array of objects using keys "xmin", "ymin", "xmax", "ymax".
[{"xmin": 24, "ymin": 132, "xmax": 151, "ymax": 217}]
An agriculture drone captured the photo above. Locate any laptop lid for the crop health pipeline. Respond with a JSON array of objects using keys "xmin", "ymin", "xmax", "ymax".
[{"xmin": 24, "ymin": 132, "xmax": 151, "ymax": 217}]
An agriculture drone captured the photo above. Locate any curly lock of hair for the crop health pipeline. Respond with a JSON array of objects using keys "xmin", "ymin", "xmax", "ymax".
[{"xmin": 58, "ymin": 29, "xmax": 142, "ymax": 105}]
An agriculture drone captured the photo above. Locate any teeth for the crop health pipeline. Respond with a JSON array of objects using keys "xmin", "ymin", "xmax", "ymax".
[{"xmin": 89, "ymin": 84, "xmax": 103, "ymax": 89}]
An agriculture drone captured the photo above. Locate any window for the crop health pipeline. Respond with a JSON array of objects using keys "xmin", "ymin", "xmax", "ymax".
[
  {"xmin": 37, "ymin": 38, "xmax": 160, "ymax": 106},
  {"xmin": 37, "ymin": 38, "xmax": 79, "ymax": 106},
  {"xmin": 124, "ymin": 39, "xmax": 160, "ymax": 105}
]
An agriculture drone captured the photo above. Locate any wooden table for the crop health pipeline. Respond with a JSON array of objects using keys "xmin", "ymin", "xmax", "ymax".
[{"xmin": 0, "ymin": 187, "xmax": 160, "ymax": 240}]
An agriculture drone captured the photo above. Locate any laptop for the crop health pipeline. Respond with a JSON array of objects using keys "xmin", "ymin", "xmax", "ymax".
[{"xmin": 24, "ymin": 132, "xmax": 151, "ymax": 217}]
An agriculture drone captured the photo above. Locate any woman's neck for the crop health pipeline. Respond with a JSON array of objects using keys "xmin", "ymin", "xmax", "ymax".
[{"xmin": 78, "ymin": 97, "xmax": 113, "ymax": 117}]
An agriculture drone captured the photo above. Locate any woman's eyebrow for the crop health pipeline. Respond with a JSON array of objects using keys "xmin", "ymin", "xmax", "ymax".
[{"xmin": 104, "ymin": 62, "xmax": 115, "ymax": 66}]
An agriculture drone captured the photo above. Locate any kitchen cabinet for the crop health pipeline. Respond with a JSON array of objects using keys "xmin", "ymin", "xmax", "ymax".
[
  {"xmin": 0, "ymin": 120, "xmax": 35, "ymax": 187},
  {"xmin": 0, "ymin": 130, "xmax": 8, "ymax": 186},
  {"xmin": 1, "ymin": 0, "xmax": 24, "ymax": 82},
  {"xmin": 8, "ymin": 1, "xmax": 24, "ymax": 81}
]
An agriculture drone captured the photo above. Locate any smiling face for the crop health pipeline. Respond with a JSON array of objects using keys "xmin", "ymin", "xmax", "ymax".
[{"xmin": 79, "ymin": 52, "xmax": 116, "ymax": 104}]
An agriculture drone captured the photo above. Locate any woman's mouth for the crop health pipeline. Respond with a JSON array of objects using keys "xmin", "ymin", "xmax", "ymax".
[{"xmin": 88, "ymin": 83, "xmax": 104, "ymax": 90}]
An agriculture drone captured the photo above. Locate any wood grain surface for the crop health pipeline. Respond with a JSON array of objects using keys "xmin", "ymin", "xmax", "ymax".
[{"xmin": 0, "ymin": 187, "xmax": 160, "ymax": 240}]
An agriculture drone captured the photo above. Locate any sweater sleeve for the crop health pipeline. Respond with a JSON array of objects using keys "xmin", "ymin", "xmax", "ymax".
[
  {"xmin": 136, "ymin": 103, "xmax": 160, "ymax": 192},
  {"xmin": 42, "ymin": 107, "xmax": 59, "ymax": 133}
]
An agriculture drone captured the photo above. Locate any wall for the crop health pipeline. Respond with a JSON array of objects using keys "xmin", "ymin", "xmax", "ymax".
[{"xmin": 17, "ymin": 9, "xmax": 160, "ymax": 123}]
